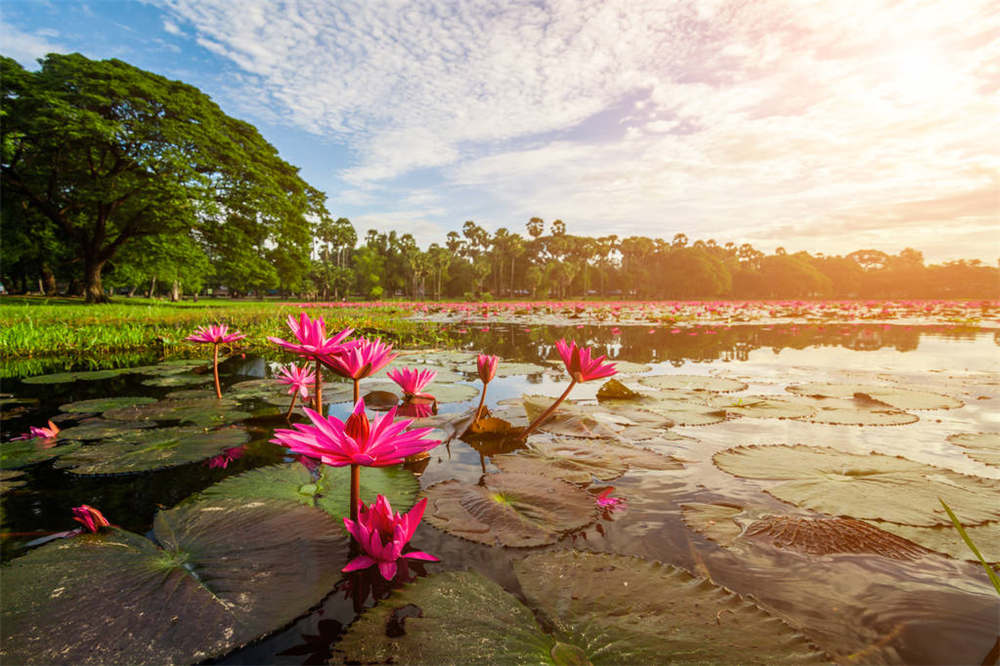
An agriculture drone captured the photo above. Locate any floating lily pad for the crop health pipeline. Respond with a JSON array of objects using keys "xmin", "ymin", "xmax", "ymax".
[
  {"xmin": 334, "ymin": 571, "xmax": 555, "ymax": 664},
  {"xmin": 1, "ymin": 499, "xmax": 346, "ymax": 665},
  {"xmin": 521, "ymin": 395, "xmax": 621, "ymax": 438},
  {"xmin": 463, "ymin": 416, "xmax": 516, "ymax": 439},
  {"xmin": 866, "ymin": 519, "xmax": 1000, "ymax": 563},
  {"xmin": 493, "ymin": 361, "xmax": 553, "ymax": 377},
  {"xmin": 947, "ymin": 432, "xmax": 1000, "ymax": 468},
  {"xmin": 363, "ymin": 390, "xmax": 400, "ymax": 410},
  {"xmin": 602, "ymin": 394, "xmax": 728, "ymax": 426},
  {"xmin": 59, "ymin": 396, "xmax": 157, "ymax": 414},
  {"xmin": 53, "ymin": 426, "xmax": 249, "ymax": 475},
  {"xmin": 705, "ymin": 395, "xmax": 817, "ymax": 420},
  {"xmin": 0, "ymin": 440, "xmax": 81, "ymax": 469},
  {"xmin": 423, "ymin": 472, "xmax": 596, "ymax": 547},
  {"xmin": 596, "ymin": 378, "xmax": 641, "ymax": 400},
  {"xmin": 785, "ymin": 383, "xmax": 962, "ymax": 410},
  {"xmin": 421, "ymin": 382, "xmax": 479, "ymax": 403},
  {"xmin": 639, "ymin": 374, "xmax": 748, "ymax": 393},
  {"xmin": 55, "ymin": 419, "xmax": 155, "ymax": 441},
  {"xmin": 791, "ymin": 396, "xmax": 918, "ymax": 426},
  {"xmin": 713, "ymin": 445, "xmax": 1000, "ymax": 526},
  {"xmin": 227, "ymin": 378, "xmax": 287, "ymax": 400},
  {"xmin": 0, "ymin": 470, "xmax": 26, "ymax": 493},
  {"xmin": 605, "ymin": 360, "xmax": 652, "ymax": 375},
  {"xmin": 104, "ymin": 397, "xmax": 249, "ymax": 427},
  {"xmin": 494, "ymin": 439, "xmax": 681, "ymax": 483},
  {"xmin": 165, "ymin": 388, "xmax": 218, "ymax": 400},
  {"xmin": 192, "ymin": 462, "xmax": 420, "ymax": 521},
  {"xmin": 515, "ymin": 551, "xmax": 827, "ymax": 664},
  {"xmin": 21, "ymin": 369, "xmax": 120, "ymax": 384},
  {"xmin": 140, "ymin": 373, "xmax": 211, "ymax": 388}
]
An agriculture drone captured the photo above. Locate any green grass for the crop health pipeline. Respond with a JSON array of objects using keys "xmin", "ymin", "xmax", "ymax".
[{"xmin": 0, "ymin": 297, "xmax": 457, "ymax": 372}]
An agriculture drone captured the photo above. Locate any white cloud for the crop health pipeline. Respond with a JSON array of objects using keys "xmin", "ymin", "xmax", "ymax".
[
  {"xmin": 162, "ymin": 19, "xmax": 183, "ymax": 36},
  {"xmin": 0, "ymin": 20, "xmax": 65, "ymax": 68},
  {"xmin": 153, "ymin": 0, "xmax": 1000, "ymax": 261}
]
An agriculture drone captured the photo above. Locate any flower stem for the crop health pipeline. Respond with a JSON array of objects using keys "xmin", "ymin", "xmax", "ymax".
[
  {"xmin": 349, "ymin": 463, "xmax": 360, "ymax": 521},
  {"xmin": 353, "ymin": 378, "xmax": 360, "ymax": 404},
  {"xmin": 474, "ymin": 384, "xmax": 488, "ymax": 424},
  {"xmin": 314, "ymin": 358, "xmax": 323, "ymax": 413},
  {"xmin": 285, "ymin": 392, "xmax": 297, "ymax": 421},
  {"xmin": 520, "ymin": 380, "xmax": 577, "ymax": 439},
  {"xmin": 212, "ymin": 344, "xmax": 222, "ymax": 399}
]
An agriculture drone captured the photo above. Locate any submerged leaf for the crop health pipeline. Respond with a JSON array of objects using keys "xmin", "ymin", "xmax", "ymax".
[
  {"xmin": 422, "ymin": 472, "xmax": 596, "ymax": 547},
  {"xmin": 1, "ymin": 499, "xmax": 346, "ymax": 665},
  {"xmin": 713, "ymin": 445, "xmax": 1000, "ymax": 526}
]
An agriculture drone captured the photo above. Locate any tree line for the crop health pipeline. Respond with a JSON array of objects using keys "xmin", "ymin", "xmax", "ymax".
[{"xmin": 2, "ymin": 53, "xmax": 997, "ymax": 302}]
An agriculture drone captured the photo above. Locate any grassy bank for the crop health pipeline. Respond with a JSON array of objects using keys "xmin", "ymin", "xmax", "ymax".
[{"xmin": 0, "ymin": 297, "xmax": 456, "ymax": 362}]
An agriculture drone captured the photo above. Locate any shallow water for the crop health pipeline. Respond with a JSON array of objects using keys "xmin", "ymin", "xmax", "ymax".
[{"xmin": 1, "ymin": 322, "xmax": 998, "ymax": 664}]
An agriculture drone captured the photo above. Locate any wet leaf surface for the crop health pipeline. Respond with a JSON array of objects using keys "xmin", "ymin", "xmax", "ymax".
[
  {"xmin": 493, "ymin": 438, "xmax": 681, "ymax": 483},
  {"xmin": 103, "ymin": 397, "xmax": 250, "ymax": 427},
  {"xmin": 785, "ymin": 382, "xmax": 963, "ymax": 410},
  {"xmin": 639, "ymin": 374, "xmax": 748, "ymax": 392},
  {"xmin": 59, "ymin": 396, "xmax": 158, "ymax": 413},
  {"xmin": 947, "ymin": 432, "xmax": 1000, "ymax": 468},
  {"xmin": 0, "ymin": 439, "xmax": 82, "ymax": 469},
  {"xmin": 54, "ymin": 419, "xmax": 155, "ymax": 441}
]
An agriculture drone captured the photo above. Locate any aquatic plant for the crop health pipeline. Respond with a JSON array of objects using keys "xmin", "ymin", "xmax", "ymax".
[
  {"xmin": 342, "ymin": 495, "xmax": 438, "ymax": 580},
  {"xmin": 521, "ymin": 340, "xmax": 616, "ymax": 438},
  {"xmin": 11, "ymin": 420, "xmax": 60, "ymax": 442},
  {"xmin": 387, "ymin": 367, "xmax": 436, "ymax": 400},
  {"xmin": 473, "ymin": 353, "xmax": 498, "ymax": 425},
  {"xmin": 595, "ymin": 486, "xmax": 625, "ymax": 510},
  {"xmin": 275, "ymin": 363, "xmax": 316, "ymax": 419},
  {"xmin": 323, "ymin": 337, "xmax": 398, "ymax": 403},
  {"xmin": 939, "ymin": 498, "xmax": 1000, "ymax": 595},
  {"xmin": 186, "ymin": 324, "xmax": 247, "ymax": 398},
  {"xmin": 271, "ymin": 400, "xmax": 439, "ymax": 520},
  {"xmin": 71, "ymin": 505, "xmax": 110, "ymax": 533},
  {"xmin": 267, "ymin": 312, "xmax": 354, "ymax": 412}
]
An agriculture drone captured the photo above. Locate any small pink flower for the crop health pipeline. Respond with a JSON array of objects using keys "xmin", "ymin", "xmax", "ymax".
[
  {"xmin": 267, "ymin": 312, "xmax": 354, "ymax": 361},
  {"xmin": 555, "ymin": 340, "xmax": 617, "ymax": 383},
  {"xmin": 186, "ymin": 324, "xmax": 246, "ymax": 345},
  {"xmin": 12, "ymin": 420, "xmax": 60, "ymax": 441},
  {"xmin": 205, "ymin": 445, "xmax": 246, "ymax": 469},
  {"xmin": 387, "ymin": 367, "xmax": 437, "ymax": 397},
  {"xmin": 323, "ymin": 337, "xmax": 398, "ymax": 381},
  {"xmin": 342, "ymin": 495, "xmax": 439, "ymax": 580},
  {"xmin": 275, "ymin": 363, "xmax": 316, "ymax": 399},
  {"xmin": 595, "ymin": 487, "xmax": 625, "ymax": 510},
  {"xmin": 72, "ymin": 505, "xmax": 111, "ymax": 533},
  {"xmin": 476, "ymin": 354, "xmax": 499, "ymax": 384}
]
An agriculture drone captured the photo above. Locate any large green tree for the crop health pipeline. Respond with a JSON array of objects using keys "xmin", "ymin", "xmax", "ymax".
[{"xmin": 1, "ymin": 53, "xmax": 328, "ymax": 302}]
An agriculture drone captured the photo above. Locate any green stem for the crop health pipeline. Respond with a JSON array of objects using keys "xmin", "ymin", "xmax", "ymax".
[
  {"xmin": 212, "ymin": 344, "xmax": 222, "ymax": 399},
  {"xmin": 520, "ymin": 380, "xmax": 577, "ymax": 439}
]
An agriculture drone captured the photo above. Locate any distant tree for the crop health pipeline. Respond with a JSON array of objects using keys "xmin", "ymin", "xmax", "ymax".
[
  {"xmin": 526, "ymin": 217, "xmax": 545, "ymax": 239},
  {"xmin": 550, "ymin": 219, "xmax": 566, "ymax": 236}
]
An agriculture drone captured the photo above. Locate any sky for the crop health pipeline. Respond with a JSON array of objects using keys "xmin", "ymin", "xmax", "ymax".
[{"xmin": 3, "ymin": 0, "xmax": 999, "ymax": 263}]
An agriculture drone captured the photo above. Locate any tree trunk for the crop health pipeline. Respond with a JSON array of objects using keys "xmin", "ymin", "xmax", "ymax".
[
  {"xmin": 147, "ymin": 276, "xmax": 157, "ymax": 299},
  {"xmin": 128, "ymin": 285, "xmax": 137, "ymax": 297},
  {"xmin": 170, "ymin": 280, "xmax": 181, "ymax": 302},
  {"xmin": 83, "ymin": 259, "xmax": 109, "ymax": 303},
  {"xmin": 41, "ymin": 263, "xmax": 57, "ymax": 296}
]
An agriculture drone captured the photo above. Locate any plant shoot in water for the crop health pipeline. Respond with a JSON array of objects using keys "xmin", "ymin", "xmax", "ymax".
[
  {"xmin": 275, "ymin": 363, "xmax": 316, "ymax": 419},
  {"xmin": 268, "ymin": 312, "xmax": 354, "ymax": 412},
  {"xmin": 473, "ymin": 354, "xmax": 499, "ymax": 425},
  {"xmin": 186, "ymin": 324, "xmax": 247, "ymax": 399}
]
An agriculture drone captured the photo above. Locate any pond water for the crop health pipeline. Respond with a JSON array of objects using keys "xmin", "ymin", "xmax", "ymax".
[{"xmin": 1, "ymin": 322, "xmax": 998, "ymax": 664}]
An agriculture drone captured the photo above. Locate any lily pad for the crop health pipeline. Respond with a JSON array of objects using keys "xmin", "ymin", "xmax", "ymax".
[
  {"xmin": 21, "ymin": 369, "xmax": 120, "ymax": 384},
  {"xmin": 521, "ymin": 395, "xmax": 622, "ymax": 438},
  {"xmin": 515, "ymin": 551, "xmax": 827, "ymax": 664},
  {"xmin": 55, "ymin": 419, "xmax": 155, "ymax": 441},
  {"xmin": 0, "ymin": 499, "xmax": 346, "ymax": 665},
  {"xmin": 604, "ymin": 360, "xmax": 651, "ymax": 375},
  {"xmin": 713, "ymin": 445, "xmax": 1000, "ymax": 526},
  {"xmin": 866, "ymin": 519, "xmax": 1000, "ymax": 563},
  {"xmin": 53, "ymin": 426, "xmax": 250, "ymax": 475},
  {"xmin": 421, "ymin": 382, "xmax": 479, "ymax": 403},
  {"xmin": 947, "ymin": 432, "xmax": 1000, "ymax": 468},
  {"xmin": 192, "ymin": 461, "xmax": 420, "ymax": 521},
  {"xmin": 227, "ymin": 378, "xmax": 287, "ymax": 400},
  {"xmin": 104, "ymin": 398, "xmax": 250, "ymax": 427},
  {"xmin": 639, "ymin": 374, "xmax": 748, "ymax": 393},
  {"xmin": 140, "ymin": 373, "xmax": 211, "ymax": 388},
  {"xmin": 0, "ymin": 440, "xmax": 81, "ymax": 469},
  {"xmin": 596, "ymin": 378, "xmax": 641, "ymax": 400},
  {"xmin": 790, "ymin": 396, "xmax": 918, "ymax": 426},
  {"xmin": 165, "ymin": 388, "xmax": 218, "ymax": 400},
  {"xmin": 705, "ymin": 394, "xmax": 817, "ymax": 420},
  {"xmin": 0, "ymin": 470, "xmax": 26, "ymax": 493},
  {"xmin": 422, "ymin": 472, "xmax": 596, "ymax": 547},
  {"xmin": 493, "ymin": 361, "xmax": 553, "ymax": 377},
  {"xmin": 59, "ymin": 396, "xmax": 157, "ymax": 413},
  {"xmin": 602, "ymin": 394, "xmax": 728, "ymax": 426},
  {"xmin": 785, "ymin": 382, "xmax": 962, "ymax": 410},
  {"xmin": 363, "ymin": 390, "xmax": 400, "ymax": 410},
  {"xmin": 494, "ymin": 439, "xmax": 681, "ymax": 483}
]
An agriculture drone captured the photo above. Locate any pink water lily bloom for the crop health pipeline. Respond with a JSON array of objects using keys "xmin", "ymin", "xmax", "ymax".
[
  {"xmin": 387, "ymin": 367, "xmax": 436, "ymax": 397},
  {"xmin": 12, "ymin": 420, "xmax": 60, "ymax": 441},
  {"xmin": 72, "ymin": 505, "xmax": 111, "ymax": 533},
  {"xmin": 555, "ymin": 339, "xmax": 617, "ymax": 383},
  {"xmin": 267, "ymin": 312, "xmax": 354, "ymax": 361},
  {"xmin": 476, "ymin": 354, "xmax": 499, "ymax": 384},
  {"xmin": 595, "ymin": 486, "xmax": 625, "ymax": 510},
  {"xmin": 323, "ymin": 337, "xmax": 398, "ymax": 381},
  {"xmin": 276, "ymin": 363, "xmax": 316, "ymax": 399},
  {"xmin": 270, "ymin": 399, "xmax": 440, "ymax": 467},
  {"xmin": 186, "ymin": 324, "xmax": 247, "ymax": 345},
  {"xmin": 342, "ymin": 495, "xmax": 439, "ymax": 580}
]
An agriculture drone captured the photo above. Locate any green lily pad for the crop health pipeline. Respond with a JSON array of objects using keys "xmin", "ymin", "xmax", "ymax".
[
  {"xmin": 639, "ymin": 374, "xmax": 748, "ymax": 393},
  {"xmin": 947, "ymin": 432, "xmax": 1000, "ymax": 468},
  {"xmin": 521, "ymin": 395, "xmax": 622, "ymax": 438},
  {"xmin": 791, "ymin": 396, "xmax": 918, "ymax": 426},
  {"xmin": 602, "ymin": 393, "xmax": 728, "ymax": 426},
  {"xmin": 140, "ymin": 373, "xmax": 211, "ymax": 388},
  {"xmin": 422, "ymin": 472, "xmax": 596, "ymax": 547},
  {"xmin": 0, "ymin": 499, "xmax": 346, "ymax": 665},
  {"xmin": 494, "ymin": 361, "xmax": 553, "ymax": 377},
  {"xmin": 21, "ymin": 369, "xmax": 120, "ymax": 384},
  {"xmin": 104, "ymin": 397, "xmax": 250, "ymax": 427},
  {"xmin": 0, "ymin": 440, "xmax": 81, "ymax": 470},
  {"xmin": 165, "ymin": 388, "xmax": 218, "ymax": 400},
  {"xmin": 0, "ymin": 470, "xmax": 26, "ymax": 493},
  {"xmin": 53, "ymin": 426, "xmax": 250, "ymax": 475},
  {"xmin": 192, "ymin": 462, "xmax": 420, "ymax": 520},
  {"xmin": 713, "ymin": 445, "xmax": 1000, "ymax": 526},
  {"xmin": 705, "ymin": 394, "xmax": 817, "ymax": 419},
  {"xmin": 605, "ymin": 360, "xmax": 652, "ymax": 375},
  {"xmin": 494, "ymin": 438, "xmax": 681, "ymax": 483},
  {"xmin": 333, "ymin": 571, "xmax": 555, "ymax": 664},
  {"xmin": 421, "ymin": 382, "xmax": 479, "ymax": 403},
  {"xmin": 227, "ymin": 378, "xmax": 287, "ymax": 400},
  {"xmin": 786, "ymin": 383, "xmax": 963, "ymax": 410},
  {"xmin": 59, "ymin": 396, "xmax": 157, "ymax": 414},
  {"xmin": 55, "ymin": 419, "xmax": 155, "ymax": 441},
  {"xmin": 596, "ymin": 378, "xmax": 641, "ymax": 400},
  {"xmin": 865, "ymin": 519, "xmax": 1000, "ymax": 563},
  {"xmin": 515, "ymin": 551, "xmax": 827, "ymax": 664}
]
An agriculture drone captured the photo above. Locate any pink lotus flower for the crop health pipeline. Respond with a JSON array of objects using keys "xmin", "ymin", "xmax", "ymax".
[
  {"xmin": 555, "ymin": 339, "xmax": 617, "ymax": 383},
  {"xmin": 595, "ymin": 486, "xmax": 625, "ymax": 510},
  {"xmin": 205, "ymin": 445, "xmax": 246, "ymax": 469},
  {"xmin": 323, "ymin": 337, "xmax": 398, "ymax": 403},
  {"xmin": 186, "ymin": 324, "xmax": 247, "ymax": 345},
  {"xmin": 387, "ymin": 367, "xmax": 436, "ymax": 397},
  {"xmin": 476, "ymin": 354, "xmax": 499, "ymax": 384},
  {"xmin": 12, "ymin": 420, "xmax": 60, "ymax": 441},
  {"xmin": 72, "ymin": 505, "xmax": 110, "ymax": 533},
  {"xmin": 342, "ymin": 495, "xmax": 438, "ymax": 580},
  {"xmin": 276, "ymin": 363, "xmax": 315, "ymax": 399},
  {"xmin": 268, "ymin": 312, "xmax": 354, "ymax": 411}
]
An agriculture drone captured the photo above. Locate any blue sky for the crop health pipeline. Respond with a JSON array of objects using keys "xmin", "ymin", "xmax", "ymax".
[{"xmin": 3, "ymin": 0, "xmax": 998, "ymax": 262}]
